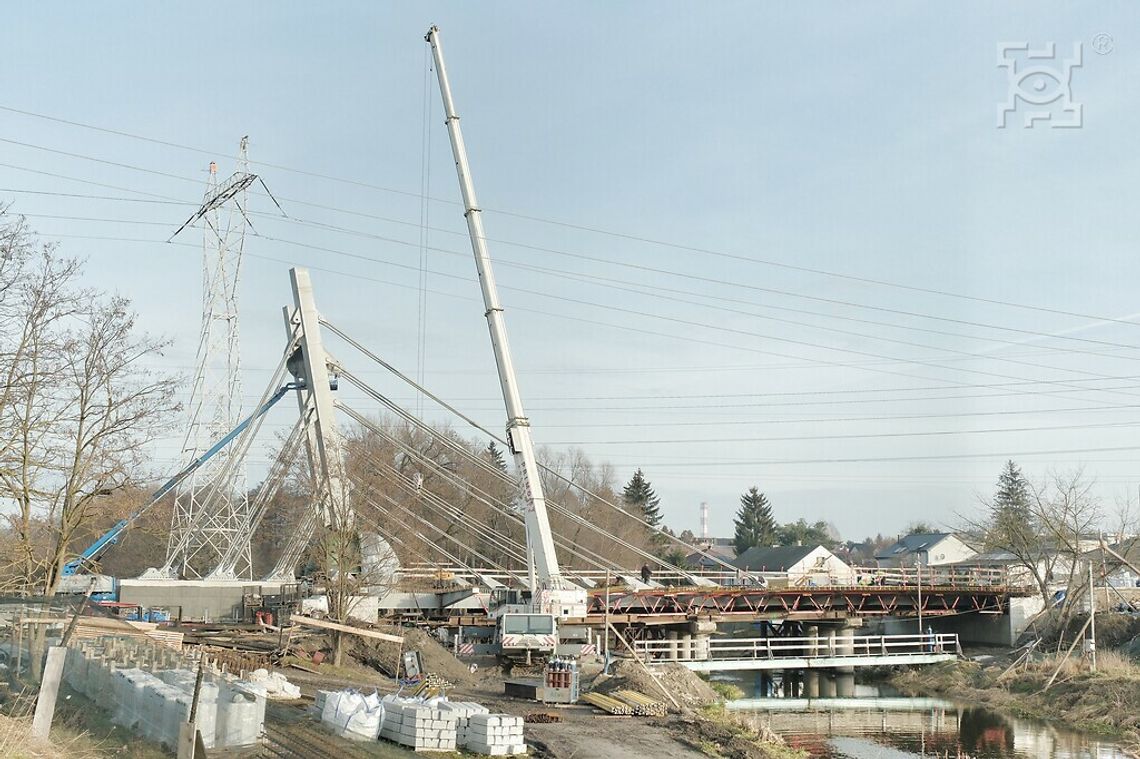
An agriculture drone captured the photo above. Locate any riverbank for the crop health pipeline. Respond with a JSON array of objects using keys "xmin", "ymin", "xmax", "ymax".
[
  {"xmin": 532, "ymin": 660, "xmax": 804, "ymax": 759},
  {"xmin": 888, "ymin": 653, "xmax": 1140, "ymax": 755},
  {"xmin": 669, "ymin": 705, "xmax": 806, "ymax": 759}
]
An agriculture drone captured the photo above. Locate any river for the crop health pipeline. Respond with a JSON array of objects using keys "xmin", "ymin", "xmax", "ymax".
[{"xmin": 719, "ymin": 674, "xmax": 1129, "ymax": 758}]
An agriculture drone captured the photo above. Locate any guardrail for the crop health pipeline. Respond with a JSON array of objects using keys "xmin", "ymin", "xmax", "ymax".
[{"xmin": 635, "ymin": 632, "xmax": 961, "ymax": 662}]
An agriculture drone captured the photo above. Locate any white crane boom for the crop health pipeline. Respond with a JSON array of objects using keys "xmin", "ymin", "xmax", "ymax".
[{"xmin": 426, "ymin": 25, "xmax": 584, "ymax": 616}]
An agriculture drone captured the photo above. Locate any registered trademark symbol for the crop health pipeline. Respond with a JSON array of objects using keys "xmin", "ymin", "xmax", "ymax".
[{"xmin": 1091, "ymin": 33, "xmax": 1114, "ymax": 55}]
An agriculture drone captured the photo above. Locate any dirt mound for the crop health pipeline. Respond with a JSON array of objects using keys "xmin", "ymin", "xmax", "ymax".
[
  {"xmin": 350, "ymin": 625, "xmax": 476, "ymax": 686},
  {"xmin": 592, "ymin": 659, "xmax": 720, "ymax": 709}
]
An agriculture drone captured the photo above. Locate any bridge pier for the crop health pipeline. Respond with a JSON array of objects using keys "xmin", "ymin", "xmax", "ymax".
[
  {"xmin": 690, "ymin": 619, "xmax": 715, "ymax": 662},
  {"xmin": 803, "ymin": 670, "xmax": 819, "ymax": 698},
  {"xmin": 819, "ymin": 671, "xmax": 836, "ymax": 698},
  {"xmin": 836, "ymin": 624, "xmax": 856, "ymax": 697}
]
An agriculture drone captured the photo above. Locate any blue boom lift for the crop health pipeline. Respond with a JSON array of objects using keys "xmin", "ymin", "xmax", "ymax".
[{"xmin": 58, "ymin": 382, "xmax": 300, "ymax": 599}]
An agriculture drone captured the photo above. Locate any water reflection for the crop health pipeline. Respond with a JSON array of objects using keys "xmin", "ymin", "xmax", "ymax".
[{"xmin": 724, "ymin": 679, "xmax": 1127, "ymax": 758}]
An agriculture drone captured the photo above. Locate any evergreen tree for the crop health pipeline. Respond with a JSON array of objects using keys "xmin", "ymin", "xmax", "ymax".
[
  {"xmin": 622, "ymin": 468, "xmax": 663, "ymax": 532},
  {"xmin": 734, "ymin": 486, "xmax": 776, "ymax": 555},
  {"xmin": 988, "ymin": 459, "xmax": 1033, "ymax": 549},
  {"xmin": 485, "ymin": 441, "xmax": 508, "ymax": 472},
  {"xmin": 995, "ymin": 460, "xmax": 1031, "ymax": 514}
]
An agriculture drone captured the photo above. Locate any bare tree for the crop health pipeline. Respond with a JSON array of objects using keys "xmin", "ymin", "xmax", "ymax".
[
  {"xmin": 0, "ymin": 211, "xmax": 178, "ymax": 596},
  {"xmin": 970, "ymin": 462, "xmax": 1103, "ymax": 622}
]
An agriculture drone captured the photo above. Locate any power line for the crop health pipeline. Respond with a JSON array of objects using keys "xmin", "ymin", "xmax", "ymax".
[
  {"xmin": 540, "ymin": 418, "xmax": 1140, "ymax": 446},
  {"xmin": 5, "ymin": 103, "xmax": 1139, "ymax": 330},
  {"xmin": 7, "ymin": 157, "xmax": 1140, "ymax": 356},
  {"xmin": 17, "ymin": 203, "xmax": 1140, "ymax": 399},
  {"xmin": 30, "ymin": 227, "xmax": 1140, "ymax": 411}
]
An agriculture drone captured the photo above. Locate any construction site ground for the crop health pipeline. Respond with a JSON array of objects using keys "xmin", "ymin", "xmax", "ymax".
[
  {"xmin": 12, "ymin": 625, "xmax": 782, "ymax": 758},
  {"xmin": 257, "ymin": 654, "xmax": 712, "ymax": 758}
]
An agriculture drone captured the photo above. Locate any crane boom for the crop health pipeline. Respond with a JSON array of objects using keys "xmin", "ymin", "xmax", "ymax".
[
  {"xmin": 61, "ymin": 382, "xmax": 298, "ymax": 577},
  {"xmin": 426, "ymin": 26, "xmax": 584, "ymax": 616}
]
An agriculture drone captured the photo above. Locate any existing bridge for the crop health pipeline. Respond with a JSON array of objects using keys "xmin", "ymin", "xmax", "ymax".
[{"xmin": 635, "ymin": 632, "xmax": 960, "ymax": 673}]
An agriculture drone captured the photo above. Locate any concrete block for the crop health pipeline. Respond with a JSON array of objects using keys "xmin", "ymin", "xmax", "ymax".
[{"xmin": 471, "ymin": 714, "xmax": 501, "ymax": 728}]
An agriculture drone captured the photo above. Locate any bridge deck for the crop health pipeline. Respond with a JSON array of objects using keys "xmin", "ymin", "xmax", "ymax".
[
  {"xmin": 637, "ymin": 633, "xmax": 959, "ymax": 672},
  {"xmin": 589, "ymin": 586, "xmax": 1015, "ymax": 620}
]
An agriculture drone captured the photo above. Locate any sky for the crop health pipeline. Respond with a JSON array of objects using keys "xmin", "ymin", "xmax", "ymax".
[{"xmin": 4, "ymin": 3, "xmax": 1140, "ymax": 542}]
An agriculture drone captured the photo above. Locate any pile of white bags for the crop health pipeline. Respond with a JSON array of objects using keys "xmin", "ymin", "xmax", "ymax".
[
  {"xmin": 247, "ymin": 668, "xmax": 302, "ymax": 699},
  {"xmin": 320, "ymin": 689, "xmax": 385, "ymax": 741}
]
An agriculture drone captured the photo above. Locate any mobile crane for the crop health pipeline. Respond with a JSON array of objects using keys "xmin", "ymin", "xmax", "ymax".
[
  {"xmin": 426, "ymin": 27, "xmax": 588, "ymax": 662},
  {"xmin": 56, "ymin": 382, "xmax": 301, "ymax": 600}
]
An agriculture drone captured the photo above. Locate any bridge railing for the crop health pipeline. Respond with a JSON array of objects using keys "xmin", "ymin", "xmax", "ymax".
[
  {"xmin": 393, "ymin": 563, "xmax": 1018, "ymax": 590},
  {"xmin": 635, "ymin": 632, "xmax": 961, "ymax": 662},
  {"xmin": 847, "ymin": 565, "xmax": 1008, "ymax": 588}
]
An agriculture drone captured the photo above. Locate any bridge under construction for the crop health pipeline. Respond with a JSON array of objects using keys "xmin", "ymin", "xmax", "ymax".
[{"xmin": 61, "ymin": 25, "xmax": 1039, "ymax": 670}]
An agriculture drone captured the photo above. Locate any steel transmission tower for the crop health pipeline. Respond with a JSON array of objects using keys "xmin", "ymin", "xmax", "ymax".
[{"xmin": 167, "ymin": 138, "xmax": 257, "ymax": 579}]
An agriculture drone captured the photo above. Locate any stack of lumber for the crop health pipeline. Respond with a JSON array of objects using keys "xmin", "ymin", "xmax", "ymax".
[
  {"xmin": 408, "ymin": 673, "xmax": 454, "ymax": 699},
  {"xmin": 33, "ymin": 615, "xmax": 185, "ymax": 649},
  {"xmin": 581, "ymin": 692, "xmax": 634, "ymax": 715},
  {"xmin": 611, "ymin": 689, "xmax": 667, "ymax": 716},
  {"xmin": 581, "ymin": 689, "xmax": 666, "ymax": 717}
]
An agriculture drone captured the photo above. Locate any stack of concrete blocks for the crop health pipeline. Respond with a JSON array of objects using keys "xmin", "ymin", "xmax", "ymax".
[
  {"xmin": 160, "ymin": 668, "xmax": 220, "ymax": 747},
  {"xmin": 216, "ymin": 679, "xmax": 267, "ymax": 747},
  {"xmin": 60, "ymin": 637, "xmax": 267, "ymax": 750},
  {"xmin": 379, "ymin": 701, "xmax": 458, "ymax": 752},
  {"xmin": 438, "ymin": 700, "xmax": 489, "ymax": 746},
  {"xmin": 465, "ymin": 713, "xmax": 527, "ymax": 756}
]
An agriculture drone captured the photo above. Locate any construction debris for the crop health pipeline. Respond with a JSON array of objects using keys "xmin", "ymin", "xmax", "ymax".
[
  {"xmin": 524, "ymin": 712, "xmax": 561, "ymax": 723},
  {"xmin": 292, "ymin": 614, "xmax": 403, "ymax": 643}
]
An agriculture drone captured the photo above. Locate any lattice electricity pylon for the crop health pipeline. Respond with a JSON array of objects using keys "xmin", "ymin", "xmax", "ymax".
[{"xmin": 166, "ymin": 138, "xmax": 257, "ymax": 579}]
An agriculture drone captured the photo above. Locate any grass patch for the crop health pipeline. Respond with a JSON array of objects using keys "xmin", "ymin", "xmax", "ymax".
[{"xmin": 708, "ymin": 681, "xmax": 746, "ymax": 702}]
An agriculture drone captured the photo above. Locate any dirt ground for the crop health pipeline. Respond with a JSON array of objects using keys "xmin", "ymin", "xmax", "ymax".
[{"xmin": 454, "ymin": 674, "xmax": 710, "ymax": 759}]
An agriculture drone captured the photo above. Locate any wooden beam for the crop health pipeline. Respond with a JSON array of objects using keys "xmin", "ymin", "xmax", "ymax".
[{"xmin": 291, "ymin": 615, "xmax": 403, "ymax": 643}]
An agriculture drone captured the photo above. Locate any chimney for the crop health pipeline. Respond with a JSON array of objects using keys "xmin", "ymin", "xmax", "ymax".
[{"xmin": 700, "ymin": 501, "xmax": 709, "ymax": 540}]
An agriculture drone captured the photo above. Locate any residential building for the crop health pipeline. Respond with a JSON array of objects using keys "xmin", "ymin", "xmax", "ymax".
[
  {"xmin": 731, "ymin": 544, "xmax": 854, "ymax": 586},
  {"xmin": 875, "ymin": 532, "xmax": 976, "ymax": 567}
]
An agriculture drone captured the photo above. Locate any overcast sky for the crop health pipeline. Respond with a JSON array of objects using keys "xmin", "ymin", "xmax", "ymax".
[{"xmin": 4, "ymin": 3, "xmax": 1140, "ymax": 541}]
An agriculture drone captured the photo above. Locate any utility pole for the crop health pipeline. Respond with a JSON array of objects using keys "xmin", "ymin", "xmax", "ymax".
[
  {"xmin": 425, "ymin": 25, "xmax": 584, "ymax": 616},
  {"xmin": 1087, "ymin": 560, "xmax": 1097, "ymax": 672},
  {"xmin": 916, "ymin": 560, "xmax": 923, "ymax": 634}
]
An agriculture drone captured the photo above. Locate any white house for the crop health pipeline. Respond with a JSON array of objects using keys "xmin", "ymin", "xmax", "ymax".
[
  {"xmin": 875, "ymin": 532, "xmax": 976, "ymax": 567},
  {"xmin": 732, "ymin": 545, "xmax": 854, "ymax": 586}
]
